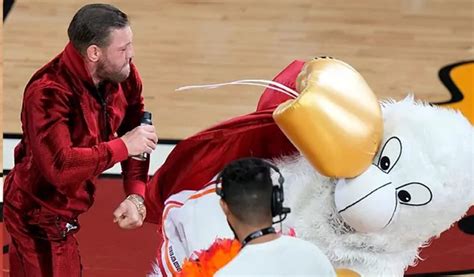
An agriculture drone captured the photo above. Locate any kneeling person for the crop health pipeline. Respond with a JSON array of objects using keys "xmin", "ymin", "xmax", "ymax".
[{"xmin": 215, "ymin": 158, "xmax": 335, "ymax": 276}]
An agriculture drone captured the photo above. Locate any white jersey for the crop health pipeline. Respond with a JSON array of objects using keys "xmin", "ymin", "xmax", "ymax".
[
  {"xmin": 215, "ymin": 235, "xmax": 336, "ymax": 277},
  {"xmin": 159, "ymin": 183, "xmax": 234, "ymax": 276}
]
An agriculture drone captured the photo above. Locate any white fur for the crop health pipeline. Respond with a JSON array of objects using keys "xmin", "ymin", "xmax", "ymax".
[
  {"xmin": 147, "ymin": 263, "xmax": 161, "ymax": 277},
  {"xmin": 278, "ymin": 97, "xmax": 474, "ymax": 276}
]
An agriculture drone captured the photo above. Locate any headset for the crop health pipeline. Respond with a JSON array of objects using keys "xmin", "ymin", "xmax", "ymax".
[{"xmin": 215, "ymin": 158, "xmax": 291, "ymax": 224}]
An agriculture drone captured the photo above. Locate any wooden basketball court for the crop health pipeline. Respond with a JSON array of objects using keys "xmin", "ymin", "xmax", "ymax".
[
  {"xmin": 2, "ymin": 0, "xmax": 473, "ymax": 276},
  {"xmin": 3, "ymin": 0, "xmax": 473, "ymax": 138}
]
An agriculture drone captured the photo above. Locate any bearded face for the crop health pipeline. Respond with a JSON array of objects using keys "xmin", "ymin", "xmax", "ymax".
[
  {"xmin": 96, "ymin": 51, "xmax": 131, "ymax": 83},
  {"xmin": 96, "ymin": 25, "xmax": 134, "ymax": 83}
]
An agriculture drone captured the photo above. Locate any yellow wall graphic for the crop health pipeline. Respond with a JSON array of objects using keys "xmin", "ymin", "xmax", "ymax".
[{"xmin": 439, "ymin": 61, "xmax": 474, "ymax": 124}]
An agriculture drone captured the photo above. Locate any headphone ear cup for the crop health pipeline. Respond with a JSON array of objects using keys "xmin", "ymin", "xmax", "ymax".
[
  {"xmin": 264, "ymin": 162, "xmax": 285, "ymax": 218},
  {"xmin": 271, "ymin": 185, "xmax": 283, "ymax": 217}
]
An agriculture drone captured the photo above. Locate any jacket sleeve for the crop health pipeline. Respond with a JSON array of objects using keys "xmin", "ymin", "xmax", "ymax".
[
  {"xmin": 23, "ymin": 85, "xmax": 129, "ymax": 191},
  {"xmin": 117, "ymin": 63, "xmax": 149, "ymax": 198}
]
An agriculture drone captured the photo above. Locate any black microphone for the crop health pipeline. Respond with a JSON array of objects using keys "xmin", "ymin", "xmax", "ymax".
[{"xmin": 132, "ymin": 111, "xmax": 152, "ymax": 161}]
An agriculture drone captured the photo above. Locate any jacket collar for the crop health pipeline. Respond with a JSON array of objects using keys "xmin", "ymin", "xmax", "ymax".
[{"xmin": 61, "ymin": 42, "xmax": 96, "ymax": 88}]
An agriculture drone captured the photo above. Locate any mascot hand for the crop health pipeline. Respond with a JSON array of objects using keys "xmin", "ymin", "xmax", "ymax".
[{"xmin": 273, "ymin": 57, "xmax": 383, "ymax": 178}]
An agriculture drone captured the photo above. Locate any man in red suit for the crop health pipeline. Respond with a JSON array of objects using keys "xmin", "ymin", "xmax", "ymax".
[{"xmin": 3, "ymin": 4, "xmax": 158, "ymax": 276}]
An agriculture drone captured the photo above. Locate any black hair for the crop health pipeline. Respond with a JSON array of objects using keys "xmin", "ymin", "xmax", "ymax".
[
  {"xmin": 220, "ymin": 158, "xmax": 274, "ymax": 225},
  {"xmin": 67, "ymin": 3, "xmax": 129, "ymax": 55}
]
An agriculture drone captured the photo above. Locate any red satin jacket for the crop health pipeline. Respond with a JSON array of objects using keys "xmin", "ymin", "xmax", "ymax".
[{"xmin": 4, "ymin": 42, "xmax": 149, "ymax": 220}]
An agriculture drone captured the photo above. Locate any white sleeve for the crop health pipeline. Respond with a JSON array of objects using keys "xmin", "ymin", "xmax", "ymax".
[
  {"xmin": 159, "ymin": 190, "xmax": 195, "ymax": 276},
  {"xmin": 159, "ymin": 185, "xmax": 235, "ymax": 275}
]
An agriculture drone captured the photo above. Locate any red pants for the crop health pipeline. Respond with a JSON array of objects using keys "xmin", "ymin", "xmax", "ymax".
[{"xmin": 4, "ymin": 204, "xmax": 82, "ymax": 277}]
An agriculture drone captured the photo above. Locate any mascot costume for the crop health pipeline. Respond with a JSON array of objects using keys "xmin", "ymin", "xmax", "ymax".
[{"xmin": 145, "ymin": 57, "xmax": 474, "ymax": 276}]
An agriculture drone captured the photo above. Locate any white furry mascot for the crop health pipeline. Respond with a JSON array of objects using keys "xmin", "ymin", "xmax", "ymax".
[{"xmin": 145, "ymin": 57, "xmax": 474, "ymax": 276}]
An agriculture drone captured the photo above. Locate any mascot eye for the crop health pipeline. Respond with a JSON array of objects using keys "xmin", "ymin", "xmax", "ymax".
[
  {"xmin": 380, "ymin": 156, "xmax": 390, "ymax": 170},
  {"xmin": 396, "ymin": 182, "xmax": 432, "ymax": 206},
  {"xmin": 377, "ymin": 137, "xmax": 402, "ymax": 173},
  {"xmin": 397, "ymin": 190, "xmax": 411, "ymax": 202}
]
